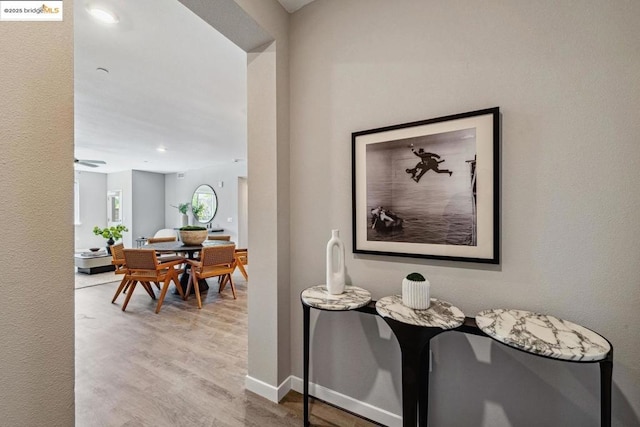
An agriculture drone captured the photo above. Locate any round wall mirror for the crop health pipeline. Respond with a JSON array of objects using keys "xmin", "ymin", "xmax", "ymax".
[{"xmin": 191, "ymin": 184, "xmax": 218, "ymax": 223}]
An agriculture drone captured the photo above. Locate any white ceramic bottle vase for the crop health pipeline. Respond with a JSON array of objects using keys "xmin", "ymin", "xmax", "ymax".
[{"xmin": 326, "ymin": 229, "xmax": 346, "ymax": 295}]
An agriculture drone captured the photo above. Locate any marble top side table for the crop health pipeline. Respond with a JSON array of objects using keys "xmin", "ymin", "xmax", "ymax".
[
  {"xmin": 376, "ymin": 295, "xmax": 465, "ymax": 329},
  {"xmin": 476, "ymin": 308, "xmax": 613, "ymax": 427},
  {"xmin": 301, "ymin": 285, "xmax": 372, "ymax": 311},
  {"xmin": 301, "ymin": 285, "xmax": 372, "ymax": 427},
  {"xmin": 376, "ymin": 296, "xmax": 465, "ymax": 427}
]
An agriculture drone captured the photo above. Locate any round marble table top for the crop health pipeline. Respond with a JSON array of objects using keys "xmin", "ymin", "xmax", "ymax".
[
  {"xmin": 476, "ymin": 309, "xmax": 611, "ymax": 362},
  {"xmin": 375, "ymin": 295, "xmax": 465, "ymax": 329},
  {"xmin": 301, "ymin": 285, "xmax": 372, "ymax": 311}
]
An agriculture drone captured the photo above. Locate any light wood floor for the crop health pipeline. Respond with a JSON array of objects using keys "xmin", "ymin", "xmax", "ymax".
[{"xmin": 75, "ymin": 273, "xmax": 379, "ymax": 426}]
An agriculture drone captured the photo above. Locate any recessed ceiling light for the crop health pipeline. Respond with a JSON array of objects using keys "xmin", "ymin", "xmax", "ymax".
[
  {"xmin": 157, "ymin": 147, "xmax": 166, "ymax": 152},
  {"xmin": 88, "ymin": 7, "xmax": 119, "ymax": 24}
]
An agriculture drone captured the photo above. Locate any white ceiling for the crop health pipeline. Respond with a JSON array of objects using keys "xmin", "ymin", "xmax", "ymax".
[
  {"xmin": 74, "ymin": 0, "xmax": 316, "ymax": 174},
  {"xmin": 74, "ymin": 0, "xmax": 247, "ymax": 174}
]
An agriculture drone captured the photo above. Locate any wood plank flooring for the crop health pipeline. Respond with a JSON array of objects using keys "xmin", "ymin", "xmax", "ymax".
[{"xmin": 75, "ymin": 273, "xmax": 379, "ymax": 426}]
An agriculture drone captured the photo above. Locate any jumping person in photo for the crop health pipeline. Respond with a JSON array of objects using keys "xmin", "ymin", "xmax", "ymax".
[
  {"xmin": 405, "ymin": 161, "xmax": 427, "ymax": 181},
  {"xmin": 406, "ymin": 145, "xmax": 453, "ymax": 182}
]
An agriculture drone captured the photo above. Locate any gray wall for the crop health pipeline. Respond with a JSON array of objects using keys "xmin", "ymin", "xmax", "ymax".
[
  {"xmin": 132, "ymin": 170, "xmax": 166, "ymax": 240},
  {"xmin": 238, "ymin": 176, "xmax": 248, "ymax": 249},
  {"xmin": 240, "ymin": 0, "xmax": 293, "ymax": 391},
  {"xmin": 0, "ymin": 2, "xmax": 75, "ymax": 424},
  {"xmin": 289, "ymin": 1, "xmax": 640, "ymax": 426},
  {"xmin": 76, "ymin": 170, "xmax": 165, "ymax": 248},
  {"xmin": 3, "ymin": 1, "xmax": 637, "ymax": 425},
  {"xmin": 75, "ymin": 170, "xmax": 108, "ymax": 250},
  {"xmin": 107, "ymin": 170, "xmax": 133, "ymax": 247},
  {"xmin": 164, "ymin": 163, "xmax": 247, "ymax": 241},
  {"xmin": 180, "ymin": 0, "xmax": 292, "ymax": 398}
]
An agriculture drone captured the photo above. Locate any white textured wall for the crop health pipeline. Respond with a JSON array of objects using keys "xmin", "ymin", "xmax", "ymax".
[
  {"xmin": 289, "ymin": 1, "xmax": 640, "ymax": 426},
  {"xmin": 0, "ymin": 5, "xmax": 75, "ymax": 426}
]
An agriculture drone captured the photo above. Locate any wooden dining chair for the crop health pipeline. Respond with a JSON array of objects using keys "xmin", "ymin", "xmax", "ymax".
[
  {"xmin": 111, "ymin": 243, "xmax": 131, "ymax": 303},
  {"xmin": 207, "ymin": 235, "xmax": 231, "ymax": 241},
  {"xmin": 233, "ymin": 248, "xmax": 248, "ymax": 281},
  {"xmin": 120, "ymin": 249, "xmax": 185, "ymax": 313},
  {"xmin": 185, "ymin": 244, "xmax": 236, "ymax": 309},
  {"xmin": 111, "ymin": 243, "xmax": 163, "ymax": 304},
  {"xmin": 110, "ymin": 243, "xmax": 127, "ymax": 274},
  {"xmin": 146, "ymin": 236, "xmax": 177, "ymax": 244}
]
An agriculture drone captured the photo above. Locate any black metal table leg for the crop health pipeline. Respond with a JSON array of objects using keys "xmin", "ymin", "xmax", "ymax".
[
  {"xmin": 418, "ymin": 341, "xmax": 430, "ymax": 427},
  {"xmin": 303, "ymin": 304, "xmax": 311, "ymax": 426},
  {"xmin": 600, "ymin": 357, "xmax": 613, "ymax": 427},
  {"xmin": 382, "ymin": 318, "xmax": 443, "ymax": 427},
  {"xmin": 400, "ymin": 348, "xmax": 421, "ymax": 426}
]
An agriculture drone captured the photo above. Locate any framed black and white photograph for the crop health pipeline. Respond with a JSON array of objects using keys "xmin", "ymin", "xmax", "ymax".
[{"xmin": 352, "ymin": 107, "xmax": 500, "ymax": 263}]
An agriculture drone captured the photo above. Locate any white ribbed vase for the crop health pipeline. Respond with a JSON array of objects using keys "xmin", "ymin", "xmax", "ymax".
[{"xmin": 402, "ymin": 277, "xmax": 431, "ymax": 310}]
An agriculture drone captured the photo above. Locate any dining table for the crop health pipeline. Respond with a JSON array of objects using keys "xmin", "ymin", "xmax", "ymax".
[{"xmin": 144, "ymin": 240, "xmax": 234, "ymax": 295}]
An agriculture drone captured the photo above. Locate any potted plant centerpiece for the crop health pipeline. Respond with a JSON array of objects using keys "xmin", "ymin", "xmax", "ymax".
[
  {"xmin": 93, "ymin": 224, "xmax": 128, "ymax": 253},
  {"xmin": 179, "ymin": 225, "xmax": 208, "ymax": 245},
  {"xmin": 171, "ymin": 202, "xmax": 190, "ymax": 227}
]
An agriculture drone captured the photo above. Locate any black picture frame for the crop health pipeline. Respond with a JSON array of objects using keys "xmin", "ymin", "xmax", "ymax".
[{"xmin": 352, "ymin": 107, "xmax": 500, "ymax": 264}]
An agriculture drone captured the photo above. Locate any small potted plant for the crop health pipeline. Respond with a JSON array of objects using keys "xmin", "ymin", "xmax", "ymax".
[
  {"xmin": 192, "ymin": 202, "xmax": 207, "ymax": 223},
  {"xmin": 171, "ymin": 203, "xmax": 190, "ymax": 227},
  {"xmin": 93, "ymin": 224, "xmax": 128, "ymax": 253},
  {"xmin": 179, "ymin": 225, "xmax": 208, "ymax": 245},
  {"xmin": 402, "ymin": 272, "xmax": 431, "ymax": 310}
]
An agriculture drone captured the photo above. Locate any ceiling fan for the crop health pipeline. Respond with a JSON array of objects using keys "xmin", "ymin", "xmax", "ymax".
[{"xmin": 74, "ymin": 158, "xmax": 106, "ymax": 168}]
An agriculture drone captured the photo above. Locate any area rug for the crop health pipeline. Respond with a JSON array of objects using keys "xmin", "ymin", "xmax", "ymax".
[{"xmin": 75, "ymin": 271, "xmax": 120, "ymax": 290}]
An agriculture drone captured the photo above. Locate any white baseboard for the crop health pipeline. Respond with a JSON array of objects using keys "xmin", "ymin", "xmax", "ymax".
[
  {"xmin": 245, "ymin": 375, "xmax": 293, "ymax": 403},
  {"xmin": 290, "ymin": 376, "xmax": 402, "ymax": 427}
]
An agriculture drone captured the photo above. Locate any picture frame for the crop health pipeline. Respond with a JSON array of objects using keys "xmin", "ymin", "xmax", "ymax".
[{"xmin": 352, "ymin": 107, "xmax": 500, "ymax": 264}]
